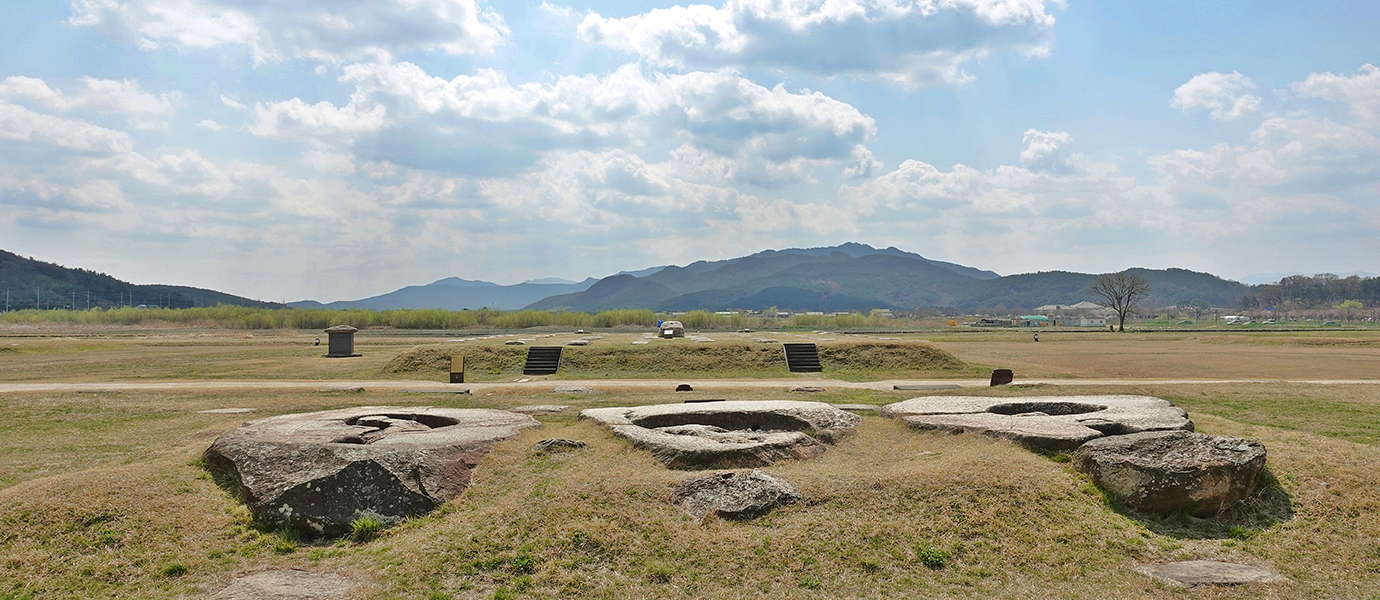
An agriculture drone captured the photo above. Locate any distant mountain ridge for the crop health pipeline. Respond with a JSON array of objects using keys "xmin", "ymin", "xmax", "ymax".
[
  {"xmin": 0, "ymin": 249, "xmax": 280, "ymax": 310},
  {"xmin": 527, "ymin": 244, "xmax": 1249, "ymax": 312},
  {"xmin": 288, "ymin": 276, "xmax": 597, "ymax": 311},
  {"xmin": 3, "ymin": 244, "xmax": 1262, "ymax": 314}
]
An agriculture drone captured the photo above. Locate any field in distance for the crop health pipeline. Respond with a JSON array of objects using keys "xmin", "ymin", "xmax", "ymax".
[{"xmin": 3, "ymin": 327, "xmax": 1380, "ymax": 383}]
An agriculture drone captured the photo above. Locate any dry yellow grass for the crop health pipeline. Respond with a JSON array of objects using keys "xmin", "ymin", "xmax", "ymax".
[
  {"xmin": 0, "ymin": 382, "xmax": 1377, "ymax": 598},
  {"xmin": 3, "ymin": 327, "xmax": 1380, "ymax": 598}
]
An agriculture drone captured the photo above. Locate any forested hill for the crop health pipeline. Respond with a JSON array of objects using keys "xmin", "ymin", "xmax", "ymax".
[
  {"xmin": 526, "ymin": 244, "xmax": 1252, "ymax": 312},
  {"xmin": 0, "ymin": 250, "xmax": 282, "ymax": 310},
  {"xmin": 953, "ymin": 268, "xmax": 1250, "ymax": 310}
]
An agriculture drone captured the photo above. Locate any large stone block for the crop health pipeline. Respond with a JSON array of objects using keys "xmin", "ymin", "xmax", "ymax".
[
  {"xmin": 671, "ymin": 470, "xmax": 802, "ymax": 521},
  {"xmin": 1073, "ymin": 430, "xmax": 1267, "ymax": 515},
  {"xmin": 203, "ymin": 406, "xmax": 538, "ymax": 536}
]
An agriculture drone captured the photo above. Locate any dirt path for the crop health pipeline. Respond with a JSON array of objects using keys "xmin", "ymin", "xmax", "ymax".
[{"xmin": 2, "ymin": 377, "xmax": 1378, "ymax": 394}]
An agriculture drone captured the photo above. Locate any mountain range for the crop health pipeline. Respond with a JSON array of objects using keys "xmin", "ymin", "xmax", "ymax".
[
  {"xmin": 527, "ymin": 244, "xmax": 1246, "ymax": 312},
  {"xmin": 4, "ymin": 243, "xmax": 1258, "ymax": 313},
  {"xmin": 287, "ymin": 277, "xmax": 598, "ymax": 311},
  {"xmin": 0, "ymin": 250, "xmax": 281, "ymax": 310}
]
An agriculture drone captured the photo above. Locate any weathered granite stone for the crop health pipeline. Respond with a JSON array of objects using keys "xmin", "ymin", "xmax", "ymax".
[
  {"xmin": 790, "ymin": 386, "xmax": 826, "ymax": 393},
  {"xmin": 318, "ymin": 386, "xmax": 364, "ymax": 393},
  {"xmin": 1141, "ymin": 561, "xmax": 1287, "ymax": 587},
  {"xmin": 533, "ymin": 438, "xmax": 588, "ymax": 453},
  {"xmin": 552, "ymin": 385, "xmax": 600, "ymax": 394},
  {"xmin": 580, "ymin": 401, "xmax": 861, "ymax": 469},
  {"xmin": 829, "ymin": 403, "xmax": 880, "ymax": 413},
  {"xmin": 881, "ymin": 395, "xmax": 1193, "ymax": 451},
  {"xmin": 203, "ymin": 406, "xmax": 539, "ymax": 537},
  {"xmin": 671, "ymin": 469, "xmax": 802, "ymax": 521},
  {"xmin": 567, "ymin": 339, "xmax": 591, "ymax": 346},
  {"xmin": 511, "ymin": 404, "xmax": 571, "ymax": 415},
  {"xmin": 209, "ymin": 569, "xmax": 357, "ymax": 600},
  {"xmin": 1073, "ymin": 430, "xmax": 1267, "ymax": 515},
  {"xmin": 675, "ymin": 384, "xmax": 694, "ymax": 392},
  {"xmin": 504, "ymin": 340, "xmax": 525, "ymax": 345}
]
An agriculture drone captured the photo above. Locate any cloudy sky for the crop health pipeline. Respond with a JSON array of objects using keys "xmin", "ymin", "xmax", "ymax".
[{"xmin": 2, "ymin": 1, "xmax": 1377, "ymax": 301}]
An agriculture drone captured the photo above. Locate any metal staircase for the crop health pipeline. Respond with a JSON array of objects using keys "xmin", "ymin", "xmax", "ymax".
[
  {"xmin": 522, "ymin": 346, "xmax": 563, "ymax": 375},
  {"xmin": 783, "ymin": 343, "xmax": 822, "ymax": 373}
]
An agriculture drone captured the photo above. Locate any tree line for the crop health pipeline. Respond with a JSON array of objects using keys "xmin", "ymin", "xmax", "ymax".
[{"xmin": 1240, "ymin": 274, "xmax": 1380, "ymax": 309}]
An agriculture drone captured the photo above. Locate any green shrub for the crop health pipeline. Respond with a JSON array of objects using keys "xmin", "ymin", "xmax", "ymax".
[{"xmin": 349, "ymin": 516, "xmax": 384, "ymax": 542}]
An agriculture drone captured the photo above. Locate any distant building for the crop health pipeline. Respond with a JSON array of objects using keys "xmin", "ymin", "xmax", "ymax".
[
  {"xmin": 1053, "ymin": 316, "xmax": 1108, "ymax": 327},
  {"xmin": 1018, "ymin": 315, "xmax": 1051, "ymax": 327},
  {"xmin": 1034, "ymin": 301, "xmax": 1114, "ymax": 317}
]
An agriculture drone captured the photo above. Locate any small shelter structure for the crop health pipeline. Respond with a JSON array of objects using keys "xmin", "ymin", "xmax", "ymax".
[
  {"xmin": 324, "ymin": 325, "xmax": 360, "ymax": 357},
  {"xmin": 659, "ymin": 320, "xmax": 685, "ymax": 339}
]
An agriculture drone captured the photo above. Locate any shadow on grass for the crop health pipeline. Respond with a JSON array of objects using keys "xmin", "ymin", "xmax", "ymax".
[{"xmin": 1111, "ymin": 467, "xmax": 1295, "ymax": 540}]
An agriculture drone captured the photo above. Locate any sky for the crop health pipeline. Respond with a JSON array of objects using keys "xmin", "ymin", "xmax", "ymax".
[{"xmin": 1, "ymin": 0, "xmax": 1377, "ymax": 302}]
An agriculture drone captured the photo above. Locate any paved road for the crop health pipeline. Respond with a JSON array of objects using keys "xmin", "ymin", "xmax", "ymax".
[{"xmin": 2, "ymin": 377, "xmax": 1377, "ymax": 394}]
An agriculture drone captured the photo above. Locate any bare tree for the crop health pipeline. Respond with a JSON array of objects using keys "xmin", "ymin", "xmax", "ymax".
[{"xmin": 1088, "ymin": 271, "xmax": 1150, "ymax": 332}]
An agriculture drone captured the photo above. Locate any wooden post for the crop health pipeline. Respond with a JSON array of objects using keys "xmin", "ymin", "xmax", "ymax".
[{"xmin": 450, "ymin": 355, "xmax": 464, "ymax": 384}]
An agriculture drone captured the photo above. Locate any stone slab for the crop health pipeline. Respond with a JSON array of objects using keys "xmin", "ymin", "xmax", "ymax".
[
  {"xmin": 580, "ymin": 401, "xmax": 861, "ymax": 470},
  {"xmin": 1141, "ymin": 561, "xmax": 1287, "ymax": 587},
  {"xmin": 209, "ymin": 569, "xmax": 357, "ymax": 599},
  {"xmin": 881, "ymin": 395, "xmax": 1193, "ymax": 451},
  {"xmin": 511, "ymin": 404, "xmax": 571, "ymax": 414}
]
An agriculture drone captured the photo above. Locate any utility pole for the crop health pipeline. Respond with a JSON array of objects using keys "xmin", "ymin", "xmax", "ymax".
[{"xmin": 36, "ymin": 287, "xmax": 40, "ymax": 310}]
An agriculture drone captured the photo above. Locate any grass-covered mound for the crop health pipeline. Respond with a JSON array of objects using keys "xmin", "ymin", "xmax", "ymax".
[
  {"xmin": 382, "ymin": 341, "xmax": 974, "ymax": 381},
  {"xmin": 2, "ymin": 384, "xmax": 1379, "ymax": 598}
]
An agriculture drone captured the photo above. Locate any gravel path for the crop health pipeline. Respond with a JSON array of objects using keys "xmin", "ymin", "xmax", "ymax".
[{"xmin": 1, "ymin": 377, "xmax": 1377, "ymax": 394}]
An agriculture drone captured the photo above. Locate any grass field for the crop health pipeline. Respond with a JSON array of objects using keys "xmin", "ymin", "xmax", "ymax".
[{"xmin": 1, "ymin": 326, "xmax": 1379, "ymax": 598}]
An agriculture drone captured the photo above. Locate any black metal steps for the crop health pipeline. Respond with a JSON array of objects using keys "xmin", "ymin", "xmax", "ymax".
[
  {"xmin": 783, "ymin": 343, "xmax": 822, "ymax": 373},
  {"xmin": 523, "ymin": 346, "xmax": 563, "ymax": 375}
]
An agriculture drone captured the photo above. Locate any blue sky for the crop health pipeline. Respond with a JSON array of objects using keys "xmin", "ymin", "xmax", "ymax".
[{"xmin": 1, "ymin": 1, "xmax": 1377, "ymax": 301}]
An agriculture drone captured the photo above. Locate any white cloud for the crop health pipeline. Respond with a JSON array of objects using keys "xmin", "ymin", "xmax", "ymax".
[
  {"xmin": 300, "ymin": 150, "xmax": 358, "ymax": 175},
  {"xmin": 0, "ymin": 75, "xmax": 178, "ymax": 116},
  {"xmin": 220, "ymin": 94, "xmax": 246, "ymax": 110},
  {"xmin": 0, "ymin": 100, "xmax": 134, "ymax": 154},
  {"xmin": 1292, "ymin": 63, "xmax": 1380, "ymax": 123},
  {"xmin": 1170, "ymin": 71, "xmax": 1260, "ymax": 120},
  {"xmin": 253, "ymin": 57, "xmax": 878, "ymax": 182},
  {"xmin": 66, "ymin": 0, "xmax": 510, "ymax": 64},
  {"xmin": 248, "ymin": 97, "xmax": 388, "ymax": 142},
  {"xmin": 1019, "ymin": 129, "xmax": 1081, "ymax": 173},
  {"xmin": 577, "ymin": 0, "xmax": 1060, "ymax": 87},
  {"xmin": 195, "ymin": 119, "xmax": 225, "ymax": 131}
]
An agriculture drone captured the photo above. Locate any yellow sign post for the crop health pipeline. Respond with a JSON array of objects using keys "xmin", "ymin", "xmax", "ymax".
[{"xmin": 450, "ymin": 355, "xmax": 464, "ymax": 384}]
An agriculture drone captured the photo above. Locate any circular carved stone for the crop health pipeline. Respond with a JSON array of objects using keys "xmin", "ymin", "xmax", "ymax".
[
  {"xmin": 880, "ymin": 395, "xmax": 1194, "ymax": 451},
  {"xmin": 580, "ymin": 401, "xmax": 861, "ymax": 470},
  {"xmin": 203, "ymin": 406, "xmax": 539, "ymax": 536},
  {"xmin": 1073, "ymin": 430, "xmax": 1267, "ymax": 515}
]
